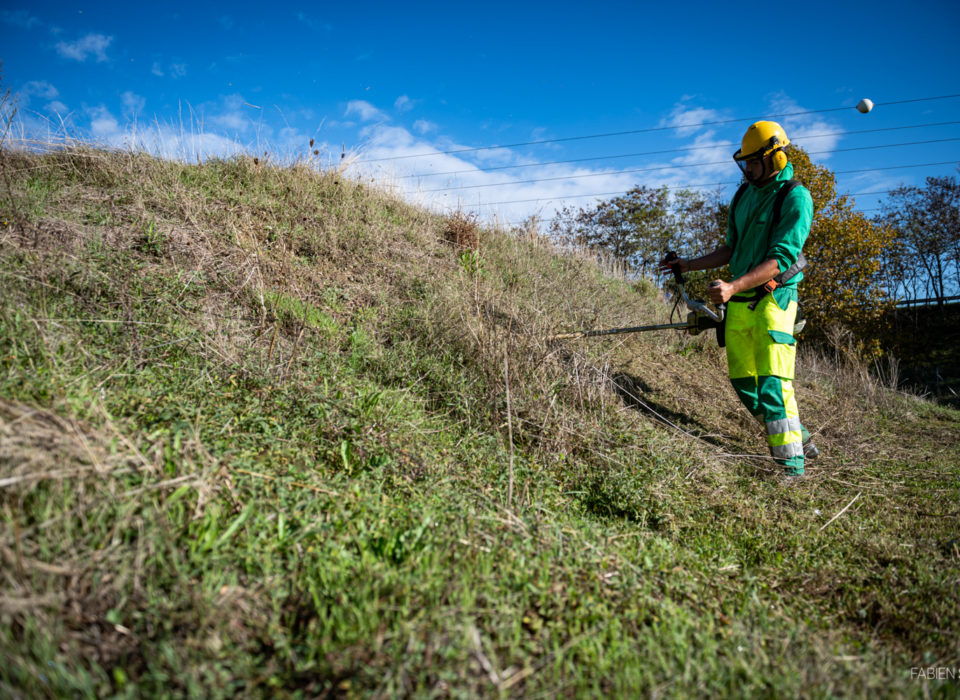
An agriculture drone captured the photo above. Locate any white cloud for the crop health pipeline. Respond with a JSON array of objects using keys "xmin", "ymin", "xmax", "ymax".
[
  {"xmin": 206, "ymin": 94, "xmax": 255, "ymax": 134},
  {"xmin": 87, "ymin": 105, "xmax": 121, "ymax": 139},
  {"xmin": 45, "ymin": 100, "xmax": 68, "ymax": 115},
  {"xmin": 21, "ymin": 80, "xmax": 59, "ymax": 101},
  {"xmin": 413, "ymin": 119, "xmax": 436, "ymax": 135},
  {"xmin": 334, "ymin": 95, "xmax": 832, "ymax": 226},
  {"xmin": 345, "ymin": 100, "xmax": 388, "ymax": 122},
  {"xmin": 16, "ymin": 81, "xmax": 69, "ymax": 118},
  {"xmin": 661, "ymin": 103, "xmax": 725, "ymax": 138},
  {"xmin": 72, "ymin": 103, "xmax": 245, "ymax": 160},
  {"xmin": 342, "ymin": 123, "xmax": 642, "ymax": 224},
  {"xmin": 121, "ymin": 91, "xmax": 145, "ymax": 119},
  {"xmin": 152, "ymin": 61, "xmax": 187, "ymax": 78},
  {"xmin": 278, "ymin": 126, "xmax": 306, "ymax": 148},
  {"xmin": 665, "ymin": 129, "xmax": 736, "ymax": 184},
  {"xmin": 142, "ymin": 127, "xmax": 245, "ymax": 161},
  {"xmin": 55, "ymin": 33, "xmax": 113, "ymax": 62},
  {"xmin": 1, "ymin": 9, "xmax": 41, "ymax": 29},
  {"xmin": 472, "ymin": 146, "xmax": 515, "ymax": 165},
  {"xmin": 211, "ymin": 110, "xmax": 249, "ymax": 132},
  {"xmin": 650, "ymin": 101, "xmax": 743, "ymax": 185},
  {"xmin": 8, "ymin": 93, "xmax": 284, "ymax": 163},
  {"xmin": 765, "ymin": 93, "xmax": 842, "ymax": 159},
  {"xmin": 394, "ymin": 95, "xmax": 414, "ymax": 112}
]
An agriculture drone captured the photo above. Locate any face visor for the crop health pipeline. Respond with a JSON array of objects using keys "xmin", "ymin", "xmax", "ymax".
[{"xmin": 733, "ymin": 147, "xmax": 775, "ymax": 182}]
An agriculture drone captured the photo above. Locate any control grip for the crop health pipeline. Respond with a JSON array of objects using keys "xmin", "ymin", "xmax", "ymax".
[{"xmin": 665, "ymin": 251, "xmax": 684, "ymax": 285}]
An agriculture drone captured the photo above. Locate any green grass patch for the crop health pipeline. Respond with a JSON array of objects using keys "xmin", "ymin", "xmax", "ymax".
[{"xmin": 1, "ymin": 147, "xmax": 958, "ymax": 697}]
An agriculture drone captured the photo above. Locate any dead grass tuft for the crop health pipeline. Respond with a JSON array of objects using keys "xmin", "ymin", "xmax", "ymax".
[{"xmin": 441, "ymin": 209, "xmax": 480, "ymax": 250}]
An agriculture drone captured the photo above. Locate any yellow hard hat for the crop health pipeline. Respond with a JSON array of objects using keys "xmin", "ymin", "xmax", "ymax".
[{"xmin": 733, "ymin": 121, "xmax": 790, "ymax": 174}]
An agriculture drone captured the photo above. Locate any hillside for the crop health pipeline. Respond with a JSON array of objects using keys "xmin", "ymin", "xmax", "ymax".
[{"xmin": 1, "ymin": 147, "xmax": 958, "ymax": 698}]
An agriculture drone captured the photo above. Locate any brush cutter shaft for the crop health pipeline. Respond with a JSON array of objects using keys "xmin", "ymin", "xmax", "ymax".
[
  {"xmin": 550, "ymin": 322, "xmax": 691, "ymax": 340},
  {"xmin": 548, "ymin": 250, "xmax": 725, "ymax": 342}
]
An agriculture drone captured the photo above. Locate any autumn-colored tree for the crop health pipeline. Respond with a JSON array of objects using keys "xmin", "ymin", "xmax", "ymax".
[{"xmin": 787, "ymin": 146, "xmax": 897, "ymax": 354}]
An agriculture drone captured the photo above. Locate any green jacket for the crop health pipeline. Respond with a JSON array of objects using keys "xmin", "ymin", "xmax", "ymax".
[{"xmin": 725, "ymin": 162, "xmax": 813, "ymax": 294}]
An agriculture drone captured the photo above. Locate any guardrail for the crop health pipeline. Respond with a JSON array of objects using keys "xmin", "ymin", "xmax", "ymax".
[{"xmin": 894, "ymin": 295, "xmax": 960, "ymax": 308}]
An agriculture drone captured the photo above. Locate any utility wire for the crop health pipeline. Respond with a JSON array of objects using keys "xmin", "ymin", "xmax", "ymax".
[
  {"xmin": 479, "ymin": 187, "xmax": 901, "ymax": 209},
  {"xmin": 354, "ymin": 94, "xmax": 960, "ymax": 164},
  {"xmin": 399, "ymin": 121, "xmax": 960, "ymax": 180},
  {"xmin": 420, "ymin": 143, "xmax": 960, "ymax": 193},
  {"xmin": 477, "ymin": 183, "xmax": 735, "ymax": 207},
  {"xmin": 503, "ymin": 205, "xmax": 888, "ymax": 228}
]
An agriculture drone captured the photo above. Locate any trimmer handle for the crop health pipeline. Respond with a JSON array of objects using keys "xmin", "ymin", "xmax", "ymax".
[{"xmin": 664, "ymin": 251, "xmax": 684, "ymax": 285}]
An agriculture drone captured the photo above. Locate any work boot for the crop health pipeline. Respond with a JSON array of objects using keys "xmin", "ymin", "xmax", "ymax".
[
  {"xmin": 801, "ymin": 426, "xmax": 820, "ymax": 460},
  {"xmin": 783, "ymin": 465, "xmax": 805, "ymax": 478}
]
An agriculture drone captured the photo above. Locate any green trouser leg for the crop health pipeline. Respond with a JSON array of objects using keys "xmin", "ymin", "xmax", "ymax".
[
  {"xmin": 730, "ymin": 376, "xmax": 805, "ymax": 472},
  {"xmin": 730, "ymin": 376, "xmax": 764, "ymax": 421},
  {"xmin": 758, "ymin": 375, "xmax": 804, "ymax": 472},
  {"xmin": 726, "ymin": 293, "xmax": 805, "ymax": 475}
]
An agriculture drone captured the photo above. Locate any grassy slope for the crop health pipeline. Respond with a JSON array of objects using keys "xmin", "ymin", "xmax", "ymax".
[{"xmin": 0, "ymin": 148, "xmax": 957, "ymax": 698}]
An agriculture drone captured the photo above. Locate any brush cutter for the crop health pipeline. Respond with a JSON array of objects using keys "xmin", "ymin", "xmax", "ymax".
[{"xmin": 549, "ymin": 252, "xmax": 726, "ymax": 343}]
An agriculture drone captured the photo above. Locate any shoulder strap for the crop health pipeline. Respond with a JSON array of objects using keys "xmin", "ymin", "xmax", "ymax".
[
  {"xmin": 728, "ymin": 182, "xmax": 750, "ymax": 243},
  {"xmin": 770, "ymin": 179, "xmax": 801, "ymax": 235},
  {"xmin": 770, "ymin": 180, "xmax": 807, "ymax": 285}
]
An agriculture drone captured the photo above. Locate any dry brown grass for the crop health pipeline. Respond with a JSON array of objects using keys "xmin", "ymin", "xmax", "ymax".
[
  {"xmin": 0, "ymin": 144, "xmax": 941, "ymax": 484},
  {"xmin": 441, "ymin": 209, "xmax": 480, "ymax": 250}
]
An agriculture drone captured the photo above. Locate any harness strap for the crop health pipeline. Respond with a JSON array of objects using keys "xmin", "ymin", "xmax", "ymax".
[
  {"xmin": 729, "ymin": 179, "xmax": 807, "ymax": 310},
  {"xmin": 729, "ymin": 293, "xmax": 764, "ymax": 304}
]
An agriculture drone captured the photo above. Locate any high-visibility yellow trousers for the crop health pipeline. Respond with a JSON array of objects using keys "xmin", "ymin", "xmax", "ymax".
[{"xmin": 725, "ymin": 292, "xmax": 805, "ymax": 474}]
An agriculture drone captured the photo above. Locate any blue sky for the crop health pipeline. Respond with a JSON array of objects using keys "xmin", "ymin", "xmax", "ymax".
[{"xmin": 3, "ymin": 0, "xmax": 959, "ymax": 225}]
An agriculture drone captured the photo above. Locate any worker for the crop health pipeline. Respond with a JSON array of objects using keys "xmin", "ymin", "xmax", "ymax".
[{"xmin": 659, "ymin": 121, "xmax": 818, "ymax": 477}]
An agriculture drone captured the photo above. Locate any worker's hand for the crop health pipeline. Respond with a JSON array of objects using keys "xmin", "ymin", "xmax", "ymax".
[
  {"xmin": 708, "ymin": 279, "xmax": 735, "ymax": 305},
  {"xmin": 658, "ymin": 255, "xmax": 689, "ymax": 275}
]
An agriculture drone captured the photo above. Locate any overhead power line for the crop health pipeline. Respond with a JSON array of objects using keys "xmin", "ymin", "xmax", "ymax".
[
  {"xmin": 437, "ymin": 161, "xmax": 958, "ymax": 210},
  {"xmin": 354, "ymin": 93, "xmax": 960, "ymax": 164},
  {"xmin": 419, "ymin": 142, "xmax": 960, "ymax": 193},
  {"xmin": 399, "ymin": 121, "xmax": 960, "ymax": 179},
  {"xmin": 476, "ymin": 186, "xmax": 903, "ymax": 209},
  {"xmin": 505, "ymin": 190, "xmax": 894, "ymax": 226},
  {"xmin": 502, "ymin": 204, "xmax": 889, "ymax": 228}
]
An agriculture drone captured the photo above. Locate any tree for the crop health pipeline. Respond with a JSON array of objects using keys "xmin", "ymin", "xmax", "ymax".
[
  {"xmin": 787, "ymin": 146, "xmax": 898, "ymax": 353},
  {"xmin": 879, "ymin": 174, "xmax": 960, "ymax": 305},
  {"xmin": 549, "ymin": 185, "xmax": 728, "ymax": 280},
  {"xmin": 671, "ymin": 186, "xmax": 728, "ymax": 256},
  {"xmin": 549, "ymin": 185, "xmax": 673, "ymax": 277}
]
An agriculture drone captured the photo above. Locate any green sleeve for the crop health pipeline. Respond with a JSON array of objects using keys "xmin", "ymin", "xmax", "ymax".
[
  {"xmin": 725, "ymin": 199, "xmax": 736, "ymax": 249},
  {"xmin": 766, "ymin": 186, "xmax": 812, "ymax": 273}
]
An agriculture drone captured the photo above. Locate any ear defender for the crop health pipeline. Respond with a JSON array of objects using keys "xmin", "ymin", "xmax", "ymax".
[{"xmin": 771, "ymin": 148, "xmax": 788, "ymax": 171}]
